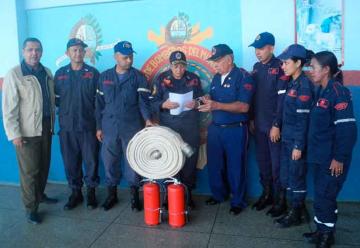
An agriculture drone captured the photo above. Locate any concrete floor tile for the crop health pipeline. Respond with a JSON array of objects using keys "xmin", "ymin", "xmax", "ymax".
[
  {"xmin": 212, "ymin": 202, "xmax": 312, "ymax": 241},
  {"xmin": 208, "ymin": 233, "xmax": 312, "ymax": 248},
  {"xmin": 0, "ymin": 214, "xmax": 109, "ymax": 248},
  {"xmin": 42, "ymin": 186, "xmax": 129, "ymax": 223},
  {"xmin": 91, "ymin": 223, "xmax": 210, "ymax": 248},
  {"xmin": 0, "ymin": 185, "xmax": 23, "ymax": 210},
  {"xmin": 0, "ymin": 208, "xmax": 23, "ymax": 231},
  {"xmin": 114, "ymin": 194, "xmax": 218, "ymax": 233}
]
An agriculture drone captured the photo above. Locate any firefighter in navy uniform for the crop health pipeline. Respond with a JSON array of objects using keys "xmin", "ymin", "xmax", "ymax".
[
  {"xmin": 95, "ymin": 41, "xmax": 153, "ymax": 211},
  {"xmin": 199, "ymin": 44, "xmax": 255, "ymax": 215},
  {"xmin": 303, "ymin": 51, "xmax": 357, "ymax": 248},
  {"xmin": 275, "ymin": 44, "xmax": 314, "ymax": 228},
  {"xmin": 151, "ymin": 51, "xmax": 204, "ymax": 209},
  {"xmin": 55, "ymin": 38, "xmax": 100, "ymax": 210},
  {"xmin": 249, "ymin": 32, "xmax": 289, "ymax": 217}
]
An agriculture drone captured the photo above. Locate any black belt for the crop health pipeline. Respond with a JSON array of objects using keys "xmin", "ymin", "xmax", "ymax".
[{"xmin": 213, "ymin": 122, "xmax": 246, "ymax": 128}]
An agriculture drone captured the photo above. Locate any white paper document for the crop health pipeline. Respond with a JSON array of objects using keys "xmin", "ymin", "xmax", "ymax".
[{"xmin": 169, "ymin": 91, "xmax": 193, "ymax": 115}]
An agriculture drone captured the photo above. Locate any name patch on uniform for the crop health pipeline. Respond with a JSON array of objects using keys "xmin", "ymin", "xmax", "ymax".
[
  {"xmin": 243, "ymin": 83, "xmax": 253, "ymax": 91},
  {"xmin": 268, "ymin": 68, "xmax": 279, "ymax": 75},
  {"xmin": 334, "ymin": 102, "xmax": 348, "ymax": 111},
  {"xmin": 83, "ymin": 72, "xmax": 93, "ymax": 79},
  {"xmin": 287, "ymin": 89, "xmax": 297, "ymax": 97},
  {"xmin": 57, "ymin": 75, "xmax": 68, "ymax": 80},
  {"xmin": 186, "ymin": 78, "xmax": 199, "ymax": 87},
  {"xmin": 317, "ymin": 98, "xmax": 329, "ymax": 109},
  {"xmin": 299, "ymin": 95, "xmax": 310, "ymax": 102},
  {"xmin": 103, "ymin": 80, "xmax": 114, "ymax": 85}
]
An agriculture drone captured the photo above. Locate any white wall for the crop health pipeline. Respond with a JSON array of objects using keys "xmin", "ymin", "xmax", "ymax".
[
  {"xmin": 25, "ymin": 0, "xmax": 132, "ymax": 10},
  {"xmin": 0, "ymin": 0, "xmax": 21, "ymax": 76},
  {"xmin": 240, "ymin": 0, "xmax": 295, "ymax": 71}
]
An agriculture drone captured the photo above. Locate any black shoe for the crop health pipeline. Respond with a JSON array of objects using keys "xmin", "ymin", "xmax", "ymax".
[
  {"xmin": 102, "ymin": 186, "xmax": 118, "ymax": 211},
  {"xmin": 300, "ymin": 204, "xmax": 310, "ymax": 223},
  {"xmin": 27, "ymin": 211, "xmax": 41, "ymax": 225},
  {"xmin": 317, "ymin": 232, "xmax": 335, "ymax": 248},
  {"xmin": 40, "ymin": 194, "xmax": 58, "ymax": 204},
  {"xmin": 229, "ymin": 206, "xmax": 242, "ymax": 215},
  {"xmin": 274, "ymin": 207, "xmax": 301, "ymax": 228},
  {"xmin": 267, "ymin": 203, "xmax": 287, "ymax": 217},
  {"xmin": 130, "ymin": 186, "xmax": 142, "ymax": 212},
  {"xmin": 206, "ymin": 197, "xmax": 220, "ymax": 205},
  {"xmin": 64, "ymin": 189, "xmax": 83, "ymax": 210},
  {"xmin": 252, "ymin": 185, "xmax": 273, "ymax": 211},
  {"xmin": 86, "ymin": 187, "xmax": 97, "ymax": 210},
  {"xmin": 303, "ymin": 231, "xmax": 320, "ymax": 244},
  {"xmin": 187, "ymin": 190, "xmax": 195, "ymax": 210},
  {"xmin": 266, "ymin": 189, "xmax": 287, "ymax": 217}
]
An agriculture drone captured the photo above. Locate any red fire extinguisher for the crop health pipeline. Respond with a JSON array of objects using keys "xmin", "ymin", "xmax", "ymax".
[
  {"xmin": 143, "ymin": 181, "xmax": 161, "ymax": 226},
  {"xmin": 168, "ymin": 181, "xmax": 186, "ymax": 228}
]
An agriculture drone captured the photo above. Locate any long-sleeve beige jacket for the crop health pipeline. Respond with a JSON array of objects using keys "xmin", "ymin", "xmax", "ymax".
[{"xmin": 2, "ymin": 65, "xmax": 55, "ymax": 141}]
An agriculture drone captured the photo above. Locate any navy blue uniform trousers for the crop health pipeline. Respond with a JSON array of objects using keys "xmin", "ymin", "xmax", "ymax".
[
  {"xmin": 101, "ymin": 132, "xmax": 140, "ymax": 187},
  {"xmin": 312, "ymin": 161, "xmax": 350, "ymax": 232},
  {"xmin": 255, "ymin": 130, "xmax": 281, "ymax": 192},
  {"xmin": 59, "ymin": 130, "xmax": 99, "ymax": 189},
  {"xmin": 280, "ymin": 140, "xmax": 307, "ymax": 208},
  {"xmin": 207, "ymin": 123, "xmax": 247, "ymax": 208}
]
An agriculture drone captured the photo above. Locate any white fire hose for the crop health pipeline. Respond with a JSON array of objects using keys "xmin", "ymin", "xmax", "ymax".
[{"xmin": 126, "ymin": 126, "xmax": 194, "ymax": 180}]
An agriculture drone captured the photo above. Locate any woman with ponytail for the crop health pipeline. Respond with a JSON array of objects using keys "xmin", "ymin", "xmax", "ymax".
[
  {"xmin": 274, "ymin": 44, "xmax": 314, "ymax": 228},
  {"xmin": 303, "ymin": 51, "xmax": 357, "ymax": 248}
]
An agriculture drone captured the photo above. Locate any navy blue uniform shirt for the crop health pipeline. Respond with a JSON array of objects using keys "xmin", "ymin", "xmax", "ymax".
[
  {"xmin": 95, "ymin": 66, "xmax": 152, "ymax": 136},
  {"xmin": 54, "ymin": 63, "xmax": 99, "ymax": 131},
  {"xmin": 252, "ymin": 56, "xmax": 289, "ymax": 131},
  {"xmin": 307, "ymin": 79, "xmax": 357, "ymax": 164},
  {"xmin": 282, "ymin": 72, "xmax": 313, "ymax": 151},
  {"xmin": 151, "ymin": 70, "xmax": 204, "ymax": 124},
  {"xmin": 210, "ymin": 65, "xmax": 255, "ymax": 124}
]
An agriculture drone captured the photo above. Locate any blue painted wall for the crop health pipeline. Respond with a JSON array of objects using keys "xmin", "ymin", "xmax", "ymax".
[{"xmin": 1, "ymin": 0, "xmax": 359, "ymax": 201}]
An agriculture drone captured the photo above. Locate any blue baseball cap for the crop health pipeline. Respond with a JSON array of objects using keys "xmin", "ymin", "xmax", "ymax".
[
  {"xmin": 67, "ymin": 38, "xmax": 88, "ymax": 49},
  {"xmin": 207, "ymin": 44, "xmax": 233, "ymax": 61},
  {"xmin": 248, "ymin": 32, "xmax": 275, "ymax": 48},
  {"xmin": 169, "ymin": 51, "xmax": 187, "ymax": 65},
  {"xmin": 278, "ymin": 44, "xmax": 307, "ymax": 60},
  {"xmin": 114, "ymin": 41, "xmax": 135, "ymax": 55}
]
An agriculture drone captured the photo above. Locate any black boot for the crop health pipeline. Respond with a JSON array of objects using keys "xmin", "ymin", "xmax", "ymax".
[
  {"xmin": 317, "ymin": 232, "xmax": 335, "ymax": 248},
  {"xmin": 252, "ymin": 185, "xmax": 272, "ymax": 211},
  {"xmin": 303, "ymin": 231, "xmax": 321, "ymax": 244},
  {"xmin": 64, "ymin": 189, "xmax": 83, "ymax": 210},
  {"xmin": 102, "ymin": 186, "xmax": 118, "ymax": 211},
  {"xmin": 130, "ymin": 186, "xmax": 142, "ymax": 212},
  {"xmin": 86, "ymin": 187, "xmax": 97, "ymax": 210},
  {"xmin": 274, "ymin": 207, "xmax": 301, "ymax": 228},
  {"xmin": 187, "ymin": 190, "xmax": 195, "ymax": 210},
  {"xmin": 300, "ymin": 203, "xmax": 310, "ymax": 223},
  {"xmin": 267, "ymin": 189, "xmax": 287, "ymax": 217}
]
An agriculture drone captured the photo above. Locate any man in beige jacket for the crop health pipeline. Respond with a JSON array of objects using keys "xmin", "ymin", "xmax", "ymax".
[{"xmin": 2, "ymin": 37, "xmax": 58, "ymax": 224}]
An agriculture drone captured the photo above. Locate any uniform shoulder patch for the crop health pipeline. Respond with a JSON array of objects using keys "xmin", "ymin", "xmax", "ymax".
[
  {"xmin": 334, "ymin": 102, "xmax": 348, "ymax": 111},
  {"xmin": 243, "ymin": 83, "xmax": 253, "ymax": 91}
]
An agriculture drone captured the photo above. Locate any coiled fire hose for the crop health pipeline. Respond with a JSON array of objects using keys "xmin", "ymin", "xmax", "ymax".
[{"xmin": 126, "ymin": 126, "xmax": 194, "ymax": 180}]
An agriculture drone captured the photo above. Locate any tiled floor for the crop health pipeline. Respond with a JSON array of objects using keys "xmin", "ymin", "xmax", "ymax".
[{"xmin": 0, "ymin": 183, "xmax": 359, "ymax": 248}]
